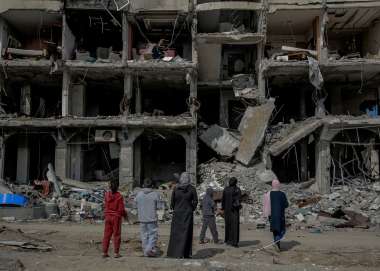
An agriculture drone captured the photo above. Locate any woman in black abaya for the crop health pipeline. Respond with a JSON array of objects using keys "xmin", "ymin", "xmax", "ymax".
[
  {"xmin": 222, "ymin": 177, "xmax": 241, "ymax": 247},
  {"xmin": 167, "ymin": 172, "xmax": 198, "ymax": 258}
]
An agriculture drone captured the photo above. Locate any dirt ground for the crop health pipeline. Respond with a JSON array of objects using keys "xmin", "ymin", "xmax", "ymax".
[{"xmin": 1, "ymin": 221, "xmax": 380, "ymax": 271}]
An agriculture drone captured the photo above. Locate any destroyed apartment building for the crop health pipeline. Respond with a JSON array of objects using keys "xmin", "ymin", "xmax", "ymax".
[{"xmin": 0, "ymin": 0, "xmax": 380, "ymax": 225}]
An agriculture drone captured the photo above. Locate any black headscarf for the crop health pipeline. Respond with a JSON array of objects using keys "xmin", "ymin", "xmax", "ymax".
[{"xmin": 229, "ymin": 177, "xmax": 237, "ymax": 187}]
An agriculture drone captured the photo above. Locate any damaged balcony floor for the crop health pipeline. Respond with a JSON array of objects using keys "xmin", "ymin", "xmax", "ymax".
[
  {"xmin": 0, "ymin": 115, "xmax": 195, "ymax": 129},
  {"xmin": 1, "ymin": 222, "xmax": 379, "ymax": 271}
]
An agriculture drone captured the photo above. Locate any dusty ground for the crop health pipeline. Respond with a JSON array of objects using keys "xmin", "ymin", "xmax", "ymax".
[{"xmin": 1, "ymin": 221, "xmax": 380, "ymax": 271}]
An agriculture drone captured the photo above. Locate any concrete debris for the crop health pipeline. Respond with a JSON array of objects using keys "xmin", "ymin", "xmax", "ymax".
[
  {"xmin": 373, "ymin": 182, "xmax": 380, "ymax": 192},
  {"xmin": 0, "ymin": 240, "xmax": 53, "ymax": 251},
  {"xmin": 281, "ymin": 46, "xmax": 317, "ymax": 57},
  {"xmin": 199, "ymin": 124, "xmax": 241, "ymax": 157},
  {"xmin": 268, "ymin": 118, "xmax": 323, "ymax": 156},
  {"xmin": 235, "ymin": 100, "xmax": 275, "ymax": 165},
  {"xmin": 0, "ymin": 179, "xmax": 12, "ymax": 194},
  {"xmin": 198, "ymin": 160, "xmax": 380, "ymax": 227},
  {"xmin": 46, "ymin": 163, "xmax": 62, "ymax": 197},
  {"xmin": 232, "ymin": 74, "xmax": 260, "ymax": 99},
  {"xmin": 0, "ymin": 225, "xmax": 52, "ymax": 251},
  {"xmin": 307, "ymin": 56, "xmax": 324, "ymax": 90}
]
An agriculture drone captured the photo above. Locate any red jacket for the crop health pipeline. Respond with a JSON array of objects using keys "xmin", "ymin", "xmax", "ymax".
[{"xmin": 104, "ymin": 191, "xmax": 126, "ymax": 218}]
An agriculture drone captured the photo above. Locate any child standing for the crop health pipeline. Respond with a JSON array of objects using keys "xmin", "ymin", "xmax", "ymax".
[
  {"xmin": 199, "ymin": 187, "xmax": 220, "ymax": 244},
  {"xmin": 102, "ymin": 180, "xmax": 126, "ymax": 258}
]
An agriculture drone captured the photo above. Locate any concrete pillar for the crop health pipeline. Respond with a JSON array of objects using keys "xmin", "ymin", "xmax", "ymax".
[
  {"xmin": 191, "ymin": 7, "xmax": 198, "ymax": 64},
  {"xmin": 219, "ymin": 89, "xmax": 234, "ymax": 128},
  {"xmin": 16, "ymin": 135, "xmax": 30, "ymax": 184},
  {"xmin": 118, "ymin": 128, "xmax": 143, "ymax": 191},
  {"xmin": 189, "ymin": 72, "xmax": 198, "ymax": 118},
  {"xmin": 69, "ymin": 144, "xmax": 83, "ymax": 180},
  {"xmin": 0, "ymin": 136, "xmax": 5, "ymax": 179},
  {"xmin": 123, "ymin": 73, "xmax": 133, "ymax": 115},
  {"xmin": 122, "ymin": 12, "xmax": 128, "ymax": 63},
  {"xmin": 55, "ymin": 137, "xmax": 68, "ymax": 179},
  {"xmin": 319, "ymin": 9, "xmax": 329, "ymax": 64},
  {"xmin": 20, "ymin": 84, "xmax": 31, "ymax": 116},
  {"xmin": 62, "ymin": 69, "xmax": 70, "ymax": 116},
  {"xmin": 133, "ymin": 139, "xmax": 142, "ymax": 187},
  {"xmin": 315, "ymin": 139, "xmax": 331, "ymax": 194},
  {"xmin": 135, "ymin": 77, "xmax": 142, "ymax": 114},
  {"xmin": 299, "ymin": 89, "xmax": 308, "ymax": 182},
  {"xmin": 70, "ymin": 83, "xmax": 86, "ymax": 116},
  {"xmin": 370, "ymin": 149, "xmax": 379, "ymax": 179},
  {"xmin": 180, "ymin": 129, "xmax": 197, "ymax": 184}
]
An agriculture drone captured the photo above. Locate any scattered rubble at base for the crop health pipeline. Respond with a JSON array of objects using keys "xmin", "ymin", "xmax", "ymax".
[{"xmin": 197, "ymin": 161, "xmax": 380, "ymax": 229}]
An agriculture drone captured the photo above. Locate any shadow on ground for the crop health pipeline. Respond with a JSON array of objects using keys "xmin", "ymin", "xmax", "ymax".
[
  {"xmin": 239, "ymin": 240, "xmax": 261, "ymax": 247},
  {"xmin": 281, "ymin": 240, "xmax": 301, "ymax": 251},
  {"xmin": 193, "ymin": 248, "xmax": 225, "ymax": 259}
]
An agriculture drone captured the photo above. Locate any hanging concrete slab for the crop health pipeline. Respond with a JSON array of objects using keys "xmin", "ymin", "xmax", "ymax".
[
  {"xmin": 235, "ymin": 100, "xmax": 275, "ymax": 165},
  {"xmin": 268, "ymin": 118, "xmax": 323, "ymax": 156},
  {"xmin": 199, "ymin": 124, "xmax": 240, "ymax": 157}
]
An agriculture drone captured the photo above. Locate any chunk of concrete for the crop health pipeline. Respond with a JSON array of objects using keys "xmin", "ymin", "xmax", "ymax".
[
  {"xmin": 199, "ymin": 124, "xmax": 240, "ymax": 157},
  {"xmin": 235, "ymin": 100, "xmax": 275, "ymax": 165},
  {"xmin": 268, "ymin": 118, "xmax": 323, "ymax": 156}
]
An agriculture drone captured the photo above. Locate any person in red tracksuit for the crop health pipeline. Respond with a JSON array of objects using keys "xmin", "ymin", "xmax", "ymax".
[{"xmin": 102, "ymin": 180, "xmax": 127, "ymax": 258}]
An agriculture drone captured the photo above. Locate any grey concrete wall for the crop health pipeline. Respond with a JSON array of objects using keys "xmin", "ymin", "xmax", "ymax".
[
  {"xmin": 0, "ymin": 0, "xmax": 62, "ymax": 14},
  {"xmin": 70, "ymin": 83, "xmax": 86, "ymax": 117},
  {"xmin": 0, "ymin": 18, "xmax": 8, "ymax": 59},
  {"xmin": 198, "ymin": 44, "xmax": 221, "ymax": 82},
  {"xmin": 16, "ymin": 135, "xmax": 30, "ymax": 184},
  {"xmin": 129, "ymin": 0, "xmax": 189, "ymax": 12},
  {"xmin": 362, "ymin": 21, "xmax": 380, "ymax": 57}
]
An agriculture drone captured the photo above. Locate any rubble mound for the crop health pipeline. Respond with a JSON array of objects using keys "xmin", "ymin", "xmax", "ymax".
[{"xmin": 198, "ymin": 161, "xmax": 380, "ymax": 228}]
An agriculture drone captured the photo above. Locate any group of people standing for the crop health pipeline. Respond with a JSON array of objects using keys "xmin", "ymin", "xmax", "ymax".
[{"xmin": 101, "ymin": 172, "xmax": 289, "ymax": 258}]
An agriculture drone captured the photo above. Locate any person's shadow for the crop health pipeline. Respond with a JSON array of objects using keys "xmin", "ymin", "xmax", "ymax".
[
  {"xmin": 239, "ymin": 240, "xmax": 260, "ymax": 247},
  {"xmin": 193, "ymin": 248, "xmax": 225, "ymax": 259},
  {"xmin": 280, "ymin": 240, "xmax": 301, "ymax": 251}
]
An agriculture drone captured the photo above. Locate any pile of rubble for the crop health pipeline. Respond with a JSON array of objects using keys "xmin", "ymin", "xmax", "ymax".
[
  {"xmin": 0, "ymin": 164, "xmax": 106, "ymax": 222},
  {"xmin": 197, "ymin": 160, "xmax": 380, "ymax": 229}
]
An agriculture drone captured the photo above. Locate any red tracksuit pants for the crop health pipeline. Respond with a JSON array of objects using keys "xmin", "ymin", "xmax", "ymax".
[{"xmin": 102, "ymin": 215, "xmax": 122, "ymax": 254}]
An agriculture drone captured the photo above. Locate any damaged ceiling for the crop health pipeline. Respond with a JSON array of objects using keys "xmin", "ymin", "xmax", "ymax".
[{"xmin": 1, "ymin": 10, "xmax": 61, "ymax": 37}]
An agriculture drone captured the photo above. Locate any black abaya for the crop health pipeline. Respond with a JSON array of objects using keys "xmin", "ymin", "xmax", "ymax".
[
  {"xmin": 222, "ymin": 185, "xmax": 241, "ymax": 247},
  {"xmin": 167, "ymin": 184, "xmax": 198, "ymax": 258},
  {"xmin": 269, "ymin": 191, "xmax": 289, "ymax": 234}
]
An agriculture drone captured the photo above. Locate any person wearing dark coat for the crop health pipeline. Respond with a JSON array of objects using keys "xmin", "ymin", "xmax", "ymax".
[
  {"xmin": 263, "ymin": 179, "xmax": 289, "ymax": 251},
  {"xmin": 167, "ymin": 172, "xmax": 198, "ymax": 258},
  {"xmin": 221, "ymin": 177, "xmax": 241, "ymax": 247}
]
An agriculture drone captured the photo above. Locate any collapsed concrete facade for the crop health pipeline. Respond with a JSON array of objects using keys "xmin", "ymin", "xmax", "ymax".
[{"xmin": 0, "ymin": 0, "xmax": 380, "ymax": 194}]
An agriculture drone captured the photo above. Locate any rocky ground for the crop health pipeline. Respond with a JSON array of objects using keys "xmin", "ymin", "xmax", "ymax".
[{"xmin": 1, "ymin": 221, "xmax": 380, "ymax": 271}]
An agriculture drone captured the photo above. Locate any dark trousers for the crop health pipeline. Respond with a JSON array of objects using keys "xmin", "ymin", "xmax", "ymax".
[{"xmin": 199, "ymin": 216, "xmax": 219, "ymax": 242}]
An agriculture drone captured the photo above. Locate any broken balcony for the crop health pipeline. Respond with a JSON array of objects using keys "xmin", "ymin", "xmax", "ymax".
[
  {"xmin": 133, "ymin": 130, "xmax": 187, "ymax": 187},
  {"xmin": 127, "ymin": 11, "xmax": 195, "ymax": 68},
  {"xmin": 129, "ymin": 0, "xmax": 190, "ymax": 13},
  {"xmin": 196, "ymin": 1, "xmax": 264, "ymax": 12},
  {"xmin": 63, "ymin": 10, "xmax": 123, "ymax": 64},
  {"xmin": 325, "ymin": 7, "xmax": 380, "ymax": 70},
  {"xmin": 264, "ymin": 8, "xmax": 322, "ymax": 77},
  {"xmin": 3, "ymin": 131, "xmax": 56, "ymax": 185},
  {"xmin": 197, "ymin": 3, "xmax": 263, "ymax": 45},
  {"xmin": 0, "ymin": 75, "xmax": 62, "ymax": 119},
  {"xmin": 66, "ymin": 130, "xmax": 120, "ymax": 182},
  {"xmin": 132, "ymin": 74, "xmax": 191, "ymax": 118},
  {"xmin": 0, "ymin": 9, "xmax": 62, "ymax": 73}
]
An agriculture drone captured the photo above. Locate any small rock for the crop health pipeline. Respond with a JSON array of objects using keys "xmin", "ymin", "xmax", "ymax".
[
  {"xmin": 295, "ymin": 213, "xmax": 305, "ymax": 222},
  {"xmin": 373, "ymin": 182, "xmax": 380, "ymax": 192}
]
